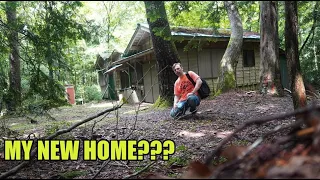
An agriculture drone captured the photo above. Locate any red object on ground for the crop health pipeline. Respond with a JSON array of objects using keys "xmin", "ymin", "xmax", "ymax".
[{"xmin": 65, "ymin": 85, "xmax": 75, "ymax": 105}]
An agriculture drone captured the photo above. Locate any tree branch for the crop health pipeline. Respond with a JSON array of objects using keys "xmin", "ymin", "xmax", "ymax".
[
  {"xmin": 0, "ymin": 104, "xmax": 123, "ymax": 179},
  {"xmin": 299, "ymin": 1, "xmax": 318, "ymax": 54},
  {"xmin": 210, "ymin": 119, "xmax": 304, "ymax": 178},
  {"xmin": 204, "ymin": 104, "xmax": 320, "ymax": 166},
  {"xmin": 91, "ymin": 160, "xmax": 111, "ymax": 179},
  {"xmin": 122, "ymin": 161, "xmax": 156, "ymax": 179},
  {"xmin": 91, "ymin": 65, "xmax": 167, "ymax": 179}
]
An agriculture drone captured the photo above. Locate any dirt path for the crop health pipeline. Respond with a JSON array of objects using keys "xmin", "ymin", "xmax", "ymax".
[{"xmin": 0, "ymin": 90, "xmax": 316, "ymax": 179}]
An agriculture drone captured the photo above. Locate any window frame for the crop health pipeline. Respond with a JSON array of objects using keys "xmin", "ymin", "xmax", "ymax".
[{"xmin": 243, "ymin": 49, "xmax": 255, "ymax": 67}]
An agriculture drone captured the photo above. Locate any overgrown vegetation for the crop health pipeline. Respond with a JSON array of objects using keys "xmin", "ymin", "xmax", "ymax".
[
  {"xmin": 152, "ymin": 96, "xmax": 172, "ymax": 109},
  {"xmin": 84, "ymin": 85, "xmax": 103, "ymax": 102},
  {"xmin": 166, "ymin": 145, "xmax": 190, "ymax": 167},
  {"xmin": 44, "ymin": 121, "xmax": 73, "ymax": 139},
  {"xmin": 0, "ymin": 1, "xmax": 146, "ymax": 115}
]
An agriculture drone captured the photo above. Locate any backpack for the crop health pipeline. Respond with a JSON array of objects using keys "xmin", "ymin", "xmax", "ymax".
[{"xmin": 186, "ymin": 72, "xmax": 211, "ymax": 99}]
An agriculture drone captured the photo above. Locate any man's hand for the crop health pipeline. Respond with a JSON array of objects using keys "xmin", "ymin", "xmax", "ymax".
[
  {"xmin": 173, "ymin": 95, "xmax": 180, "ymax": 109},
  {"xmin": 187, "ymin": 92, "xmax": 194, "ymax": 97}
]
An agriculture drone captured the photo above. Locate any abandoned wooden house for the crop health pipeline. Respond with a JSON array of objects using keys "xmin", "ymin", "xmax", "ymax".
[
  {"xmin": 98, "ymin": 23, "xmax": 288, "ymax": 104},
  {"xmin": 95, "ymin": 50, "xmax": 121, "ymax": 100}
]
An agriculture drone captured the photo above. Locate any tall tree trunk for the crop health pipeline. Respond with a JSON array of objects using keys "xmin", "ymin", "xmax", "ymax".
[
  {"xmin": 5, "ymin": 1, "xmax": 21, "ymax": 112},
  {"xmin": 45, "ymin": 1, "xmax": 55, "ymax": 99},
  {"xmin": 218, "ymin": 1, "xmax": 243, "ymax": 92},
  {"xmin": 285, "ymin": 1, "xmax": 307, "ymax": 121},
  {"xmin": 259, "ymin": 1, "xmax": 284, "ymax": 96},
  {"xmin": 144, "ymin": 1, "xmax": 180, "ymax": 106}
]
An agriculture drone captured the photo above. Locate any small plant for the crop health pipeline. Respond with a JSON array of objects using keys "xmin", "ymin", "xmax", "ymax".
[
  {"xmin": 233, "ymin": 139, "xmax": 250, "ymax": 146},
  {"xmin": 167, "ymin": 156, "xmax": 188, "ymax": 167},
  {"xmin": 134, "ymin": 166, "xmax": 143, "ymax": 172},
  {"xmin": 212, "ymin": 156, "xmax": 228, "ymax": 166},
  {"xmin": 120, "ymin": 97, "xmax": 129, "ymax": 104},
  {"xmin": 153, "ymin": 96, "xmax": 171, "ymax": 109},
  {"xmin": 75, "ymin": 85, "xmax": 85, "ymax": 99},
  {"xmin": 166, "ymin": 145, "xmax": 189, "ymax": 167},
  {"xmin": 59, "ymin": 170, "xmax": 87, "ymax": 179},
  {"xmin": 212, "ymin": 89, "xmax": 222, "ymax": 98},
  {"xmin": 167, "ymin": 173, "xmax": 179, "ymax": 178},
  {"xmin": 44, "ymin": 121, "xmax": 73, "ymax": 139}
]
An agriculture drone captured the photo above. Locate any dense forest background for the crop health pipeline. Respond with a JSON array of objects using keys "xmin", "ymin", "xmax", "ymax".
[
  {"xmin": 0, "ymin": 1, "xmax": 318, "ymax": 114},
  {"xmin": 1, "ymin": 1, "xmax": 319, "ymax": 114}
]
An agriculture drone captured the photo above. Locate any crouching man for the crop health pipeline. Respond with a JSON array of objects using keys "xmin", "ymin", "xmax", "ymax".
[{"xmin": 170, "ymin": 63, "xmax": 202, "ymax": 118}]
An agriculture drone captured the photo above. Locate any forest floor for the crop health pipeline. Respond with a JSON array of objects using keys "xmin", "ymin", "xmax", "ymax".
[{"xmin": 1, "ymin": 90, "xmax": 320, "ymax": 179}]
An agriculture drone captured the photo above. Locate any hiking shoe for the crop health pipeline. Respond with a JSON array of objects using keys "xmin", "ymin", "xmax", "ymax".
[
  {"xmin": 185, "ymin": 110, "xmax": 192, "ymax": 115},
  {"xmin": 190, "ymin": 106, "xmax": 199, "ymax": 114},
  {"xmin": 173, "ymin": 110, "xmax": 186, "ymax": 119},
  {"xmin": 182, "ymin": 106, "xmax": 189, "ymax": 115}
]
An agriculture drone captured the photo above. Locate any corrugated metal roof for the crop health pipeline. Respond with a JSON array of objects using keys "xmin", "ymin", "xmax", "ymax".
[
  {"xmin": 112, "ymin": 47, "xmax": 154, "ymax": 65},
  {"xmin": 139, "ymin": 23, "xmax": 260, "ymax": 39},
  {"xmin": 104, "ymin": 64, "xmax": 123, "ymax": 74},
  {"xmin": 120, "ymin": 23, "xmax": 261, "ymax": 63}
]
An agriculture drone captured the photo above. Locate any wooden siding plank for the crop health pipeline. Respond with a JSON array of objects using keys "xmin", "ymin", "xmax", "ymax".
[
  {"xmin": 142, "ymin": 62, "xmax": 155, "ymax": 103},
  {"xmin": 115, "ymin": 72, "xmax": 121, "ymax": 90},
  {"xmin": 186, "ymin": 49, "xmax": 199, "ymax": 74},
  {"xmin": 198, "ymin": 49, "xmax": 212, "ymax": 78},
  {"xmin": 151, "ymin": 64, "xmax": 159, "ymax": 103},
  {"xmin": 236, "ymin": 65, "xmax": 260, "ymax": 86},
  {"xmin": 177, "ymin": 48, "xmax": 190, "ymax": 70},
  {"xmin": 211, "ymin": 49, "xmax": 224, "ymax": 77}
]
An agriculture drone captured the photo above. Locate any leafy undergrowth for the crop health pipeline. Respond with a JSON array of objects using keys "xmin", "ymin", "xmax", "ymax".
[{"xmin": 0, "ymin": 90, "xmax": 320, "ymax": 179}]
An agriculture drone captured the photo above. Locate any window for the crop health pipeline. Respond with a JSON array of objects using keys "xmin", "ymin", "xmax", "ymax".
[{"xmin": 243, "ymin": 50, "xmax": 255, "ymax": 67}]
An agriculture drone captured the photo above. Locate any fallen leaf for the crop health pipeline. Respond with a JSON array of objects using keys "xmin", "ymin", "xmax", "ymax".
[
  {"xmin": 266, "ymin": 156, "xmax": 311, "ymax": 178},
  {"xmin": 169, "ymin": 164, "xmax": 185, "ymax": 170},
  {"xmin": 296, "ymin": 127, "xmax": 315, "ymax": 137},
  {"xmin": 144, "ymin": 173, "xmax": 174, "ymax": 179},
  {"xmin": 181, "ymin": 160, "xmax": 213, "ymax": 179},
  {"xmin": 255, "ymin": 159, "xmax": 276, "ymax": 178},
  {"xmin": 291, "ymin": 144, "xmax": 307, "ymax": 155},
  {"xmin": 275, "ymin": 159, "xmax": 287, "ymax": 166},
  {"xmin": 220, "ymin": 145, "xmax": 248, "ymax": 162}
]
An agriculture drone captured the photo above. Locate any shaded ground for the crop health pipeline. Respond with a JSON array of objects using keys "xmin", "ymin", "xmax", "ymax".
[{"xmin": 0, "ymin": 90, "xmax": 318, "ymax": 179}]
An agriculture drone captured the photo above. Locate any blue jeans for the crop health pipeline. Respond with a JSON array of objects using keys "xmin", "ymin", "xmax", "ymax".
[{"xmin": 170, "ymin": 95, "xmax": 200, "ymax": 118}]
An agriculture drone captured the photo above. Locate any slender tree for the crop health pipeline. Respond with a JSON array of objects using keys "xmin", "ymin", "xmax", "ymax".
[
  {"xmin": 285, "ymin": 1, "xmax": 307, "ymax": 120},
  {"xmin": 23, "ymin": 1, "xmax": 90, "ymax": 110},
  {"xmin": 5, "ymin": 1, "xmax": 21, "ymax": 112},
  {"xmin": 259, "ymin": 1, "xmax": 284, "ymax": 96},
  {"xmin": 217, "ymin": 1, "xmax": 243, "ymax": 92},
  {"xmin": 144, "ymin": 1, "xmax": 180, "ymax": 106}
]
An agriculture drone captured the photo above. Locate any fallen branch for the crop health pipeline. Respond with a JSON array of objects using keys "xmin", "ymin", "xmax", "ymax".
[
  {"xmin": 284, "ymin": 88, "xmax": 292, "ymax": 94},
  {"xmin": 204, "ymin": 104, "xmax": 320, "ymax": 166},
  {"xmin": 91, "ymin": 65, "xmax": 168, "ymax": 179},
  {"xmin": 124, "ymin": 65, "xmax": 168, "ymax": 140},
  {"xmin": 210, "ymin": 119, "xmax": 304, "ymax": 178},
  {"xmin": 27, "ymin": 133, "xmax": 38, "ymax": 140},
  {"xmin": 91, "ymin": 160, "xmax": 111, "ymax": 179},
  {"xmin": 109, "ymin": 161, "xmax": 130, "ymax": 169},
  {"xmin": 90, "ymin": 111, "xmax": 111, "ymax": 139},
  {"xmin": 122, "ymin": 161, "xmax": 156, "ymax": 179},
  {"xmin": 0, "ymin": 104, "xmax": 123, "ymax": 179}
]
